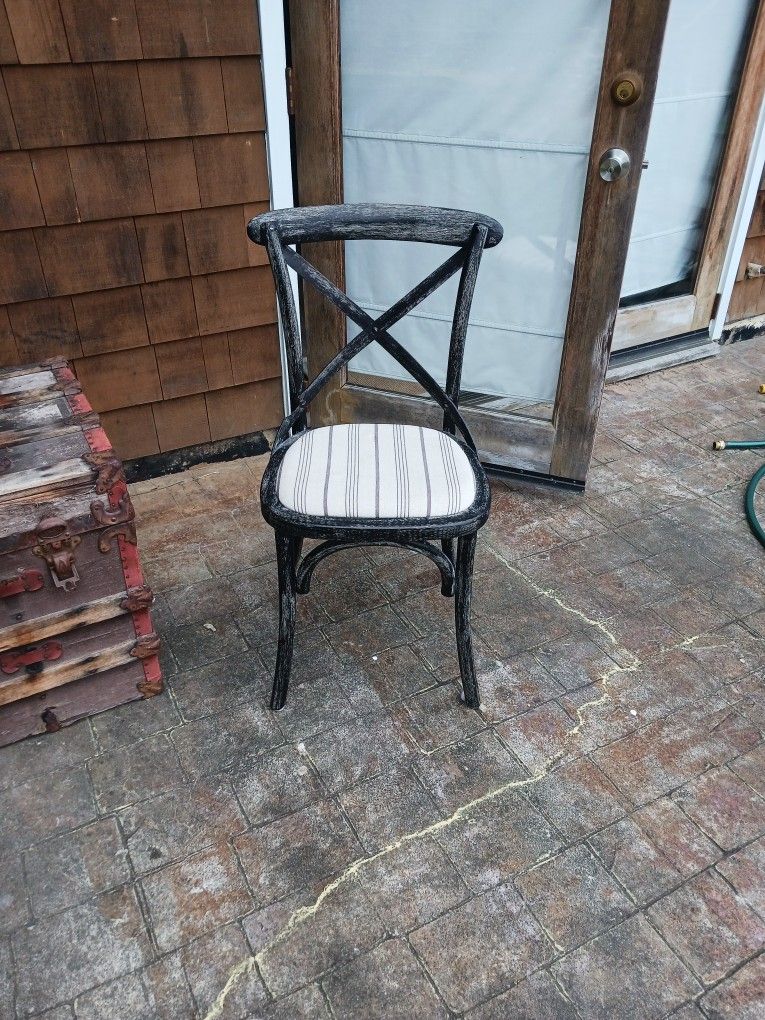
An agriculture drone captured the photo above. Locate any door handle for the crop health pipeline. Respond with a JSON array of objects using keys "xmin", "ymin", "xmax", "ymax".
[{"xmin": 599, "ymin": 148, "xmax": 631, "ymax": 182}]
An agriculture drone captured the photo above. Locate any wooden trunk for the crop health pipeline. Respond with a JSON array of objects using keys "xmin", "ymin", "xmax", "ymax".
[{"xmin": 0, "ymin": 358, "xmax": 161, "ymax": 746}]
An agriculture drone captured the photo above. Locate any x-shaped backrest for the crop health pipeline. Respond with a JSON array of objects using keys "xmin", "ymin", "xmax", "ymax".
[{"xmin": 253, "ymin": 206, "xmax": 497, "ymax": 451}]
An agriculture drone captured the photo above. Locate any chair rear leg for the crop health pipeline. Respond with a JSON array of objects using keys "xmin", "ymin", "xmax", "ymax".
[
  {"xmin": 454, "ymin": 532, "xmax": 480, "ymax": 709},
  {"xmin": 271, "ymin": 531, "xmax": 297, "ymax": 711},
  {"xmin": 293, "ymin": 538, "xmax": 304, "ymax": 572}
]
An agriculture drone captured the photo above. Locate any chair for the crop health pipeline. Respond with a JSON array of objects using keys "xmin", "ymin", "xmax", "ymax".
[{"xmin": 247, "ymin": 203, "xmax": 503, "ymax": 711}]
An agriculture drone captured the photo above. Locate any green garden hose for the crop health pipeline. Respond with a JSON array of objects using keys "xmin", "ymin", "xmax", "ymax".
[
  {"xmin": 713, "ymin": 415, "xmax": 765, "ymax": 550},
  {"xmin": 744, "ymin": 462, "xmax": 765, "ymax": 548}
]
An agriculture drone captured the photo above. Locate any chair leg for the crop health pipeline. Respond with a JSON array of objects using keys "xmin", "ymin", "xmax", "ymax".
[
  {"xmin": 440, "ymin": 538, "xmax": 455, "ymax": 596},
  {"xmin": 293, "ymin": 538, "xmax": 304, "ymax": 572},
  {"xmin": 454, "ymin": 532, "xmax": 480, "ymax": 709},
  {"xmin": 271, "ymin": 531, "xmax": 297, "ymax": 711}
]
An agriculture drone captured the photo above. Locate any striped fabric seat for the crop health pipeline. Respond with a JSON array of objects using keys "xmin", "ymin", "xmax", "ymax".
[{"xmin": 277, "ymin": 424, "xmax": 477, "ymax": 519}]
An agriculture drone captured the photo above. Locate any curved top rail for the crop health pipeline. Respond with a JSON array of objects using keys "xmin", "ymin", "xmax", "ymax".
[{"xmin": 247, "ymin": 203, "xmax": 503, "ymax": 248}]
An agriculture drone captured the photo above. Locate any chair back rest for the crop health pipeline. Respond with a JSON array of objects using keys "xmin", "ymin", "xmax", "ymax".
[{"xmin": 247, "ymin": 203, "xmax": 503, "ymax": 449}]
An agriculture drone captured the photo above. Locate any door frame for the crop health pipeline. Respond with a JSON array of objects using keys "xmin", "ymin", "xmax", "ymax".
[
  {"xmin": 711, "ymin": 86, "xmax": 765, "ymax": 336},
  {"xmin": 288, "ymin": 0, "xmax": 670, "ymax": 484},
  {"xmin": 612, "ymin": 0, "xmax": 765, "ymax": 352}
]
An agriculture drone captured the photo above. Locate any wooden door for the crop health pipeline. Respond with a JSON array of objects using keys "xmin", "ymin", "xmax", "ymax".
[
  {"xmin": 289, "ymin": 0, "xmax": 671, "ymax": 484},
  {"xmin": 613, "ymin": 0, "xmax": 765, "ymax": 353}
]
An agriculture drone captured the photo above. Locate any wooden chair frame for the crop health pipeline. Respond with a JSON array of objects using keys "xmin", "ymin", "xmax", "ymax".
[{"xmin": 247, "ymin": 203, "xmax": 503, "ymax": 711}]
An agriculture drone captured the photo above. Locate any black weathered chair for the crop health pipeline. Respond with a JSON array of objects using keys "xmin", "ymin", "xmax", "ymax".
[{"xmin": 247, "ymin": 204, "xmax": 503, "ymax": 711}]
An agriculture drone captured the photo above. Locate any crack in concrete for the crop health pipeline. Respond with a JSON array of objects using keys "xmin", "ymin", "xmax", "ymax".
[
  {"xmin": 202, "ymin": 957, "xmax": 258, "ymax": 1020},
  {"xmin": 203, "ymin": 548, "xmax": 643, "ymax": 1017},
  {"xmin": 678, "ymin": 635, "xmax": 701, "ymax": 647},
  {"xmin": 665, "ymin": 634, "xmax": 732, "ymax": 655},
  {"xmin": 246, "ymin": 765, "xmax": 550, "ymax": 990},
  {"xmin": 483, "ymin": 543, "xmax": 627, "ymax": 648},
  {"xmin": 566, "ymin": 658, "xmax": 640, "ymax": 738}
]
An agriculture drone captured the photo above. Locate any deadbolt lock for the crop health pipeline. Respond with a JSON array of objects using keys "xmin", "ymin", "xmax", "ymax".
[{"xmin": 611, "ymin": 74, "xmax": 642, "ymax": 106}]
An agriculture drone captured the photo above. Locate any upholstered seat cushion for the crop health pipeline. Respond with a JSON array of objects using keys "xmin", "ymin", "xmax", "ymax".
[{"xmin": 277, "ymin": 424, "xmax": 478, "ymax": 519}]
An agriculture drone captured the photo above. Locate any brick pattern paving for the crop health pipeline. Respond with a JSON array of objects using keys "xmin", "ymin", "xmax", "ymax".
[{"xmin": 1, "ymin": 338, "xmax": 764, "ymax": 1018}]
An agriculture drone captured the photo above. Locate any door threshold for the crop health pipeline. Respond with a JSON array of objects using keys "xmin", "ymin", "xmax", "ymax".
[
  {"xmin": 607, "ymin": 331, "xmax": 719, "ymax": 382},
  {"xmin": 484, "ymin": 462, "xmax": 584, "ymax": 492}
]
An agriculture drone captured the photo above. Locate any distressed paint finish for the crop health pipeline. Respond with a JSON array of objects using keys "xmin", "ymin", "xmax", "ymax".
[
  {"xmin": 0, "ymin": 631, "xmax": 147, "ymax": 707},
  {"xmin": 0, "ymin": 585, "xmax": 152, "ymax": 651},
  {"xmin": 0, "ymin": 358, "xmax": 161, "ymax": 744},
  {"xmin": 248, "ymin": 204, "xmax": 501, "ymax": 710}
]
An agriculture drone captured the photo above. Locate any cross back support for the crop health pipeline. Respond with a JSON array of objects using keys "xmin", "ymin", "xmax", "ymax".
[{"xmin": 248, "ymin": 204, "xmax": 503, "ymax": 450}]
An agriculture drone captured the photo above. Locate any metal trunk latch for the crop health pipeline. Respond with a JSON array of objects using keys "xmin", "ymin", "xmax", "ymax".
[{"xmin": 32, "ymin": 516, "xmax": 81, "ymax": 591}]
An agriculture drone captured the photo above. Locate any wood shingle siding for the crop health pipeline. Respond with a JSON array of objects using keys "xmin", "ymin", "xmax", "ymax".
[
  {"xmin": 59, "ymin": 1, "xmax": 143, "ymax": 62},
  {"xmin": 72, "ymin": 287, "xmax": 149, "ymax": 354},
  {"xmin": 0, "ymin": 0, "xmax": 281, "ymax": 460},
  {"xmin": 134, "ymin": 0, "xmax": 260, "ymax": 59}
]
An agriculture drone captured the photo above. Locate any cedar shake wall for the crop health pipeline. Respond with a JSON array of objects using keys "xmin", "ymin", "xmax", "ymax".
[
  {"xmin": 727, "ymin": 166, "xmax": 765, "ymax": 323},
  {"xmin": 0, "ymin": 0, "xmax": 282, "ymax": 460}
]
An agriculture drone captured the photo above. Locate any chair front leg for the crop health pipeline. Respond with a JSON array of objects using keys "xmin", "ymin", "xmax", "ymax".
[
  {"xmin": 454, "ymin": 532, "xmax": 480, "ymax": 709},
  {"xmin": 271, "ymin": 531, "xmax": 298, "ymax": 711}
]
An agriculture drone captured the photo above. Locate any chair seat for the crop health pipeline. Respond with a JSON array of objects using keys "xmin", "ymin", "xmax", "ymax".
[{"xmin": 276, "ymin": 423, "xmax": 479, "ymax": 519}]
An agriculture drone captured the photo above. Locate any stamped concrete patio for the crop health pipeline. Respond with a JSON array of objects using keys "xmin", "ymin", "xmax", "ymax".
[{"xmin": 2, "ymin": 336, "xmax": 764, "ymax": 1019}]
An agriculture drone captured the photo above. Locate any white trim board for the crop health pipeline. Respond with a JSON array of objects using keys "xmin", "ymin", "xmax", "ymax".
[
  {"xmin": 257, "ymin": 0, "xmax": 300, "ymax": 418},
  {"xmin": 711, "ymin": 91, "xmax": 765, "ymax": 339}
]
